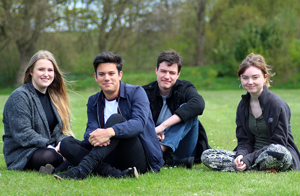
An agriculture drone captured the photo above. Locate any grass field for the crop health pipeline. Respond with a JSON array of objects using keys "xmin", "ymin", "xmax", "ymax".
[{"xmin": 0, "ymin": 89, "xmax": 300, "ymax": 195}]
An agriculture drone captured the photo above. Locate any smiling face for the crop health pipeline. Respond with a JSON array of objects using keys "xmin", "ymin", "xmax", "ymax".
[
  {"xmin": 240, "ymin": 66, "xmax": 267, "ymax": 97},
  {"xmin": 94, "ymin": 62, "xmax": 123, "ymax": 100},
  {"xmin": 156, "ymin": 61, "xmax": 180, "ymax": 96},
  {"xmin": 30, "ymin": 59, "xmax": 55, "ymax": 93}
]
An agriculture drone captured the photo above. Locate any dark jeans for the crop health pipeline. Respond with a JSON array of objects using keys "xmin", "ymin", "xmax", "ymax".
[{"xmin": 60, "ymin": 114, "xmax": 149, "ymax": 177}]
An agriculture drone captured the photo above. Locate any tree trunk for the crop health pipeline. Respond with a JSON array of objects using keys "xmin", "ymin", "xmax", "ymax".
[
  {"xmin": 14, "ymin": 42, "xmax": 35, "ymax": 86},
  {"xmin": 193, "ymin": 0, "xmax": 207, "ymax": 66}
]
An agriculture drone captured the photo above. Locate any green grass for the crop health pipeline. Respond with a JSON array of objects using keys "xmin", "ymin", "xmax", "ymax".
[{"xmin": 1, "ymin": 89, "xmax": 300, "ymax": 195}]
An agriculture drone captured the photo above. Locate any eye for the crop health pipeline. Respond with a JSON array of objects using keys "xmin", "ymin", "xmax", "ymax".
[{"xmin": 98, "ymin": 73, "xmax": 104, "ymax": 76}]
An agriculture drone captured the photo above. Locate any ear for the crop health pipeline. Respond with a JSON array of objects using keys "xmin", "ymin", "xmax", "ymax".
[
  {"xmin": 118, "ymin": 71, "xmax": 123, "ymax": 80},
  {"xmin": 94, "ymin": 72, "xmax": 97, "ymax": 81},
  {"xmin": 155, "ymin": 67, "xmax": 158, "ymax": 75}
]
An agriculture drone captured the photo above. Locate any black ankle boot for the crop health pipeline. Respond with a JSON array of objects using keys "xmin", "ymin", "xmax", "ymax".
[{"xmin": 173, "ymin": 157, "xmax": 195, "ymax": 169}]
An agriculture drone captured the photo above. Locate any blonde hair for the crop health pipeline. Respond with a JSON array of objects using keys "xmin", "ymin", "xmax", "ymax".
[
  {"xmin": 24, "ymin": 50, "xmax": 73, "ymax": 136},
  {"xmin": 237, "ymin": 53, "xmax": 275, "ymax": 87}
]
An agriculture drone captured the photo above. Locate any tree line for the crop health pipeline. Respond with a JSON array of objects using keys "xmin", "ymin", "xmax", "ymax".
[{"xmin": 1, "ymin": 0, "xmax": 300, "ymax": 87}]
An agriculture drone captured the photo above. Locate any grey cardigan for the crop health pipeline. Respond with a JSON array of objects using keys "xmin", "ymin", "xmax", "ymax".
[{"xmin": 2, "ymin": 82, "xmax": 68, "ymax": 170}]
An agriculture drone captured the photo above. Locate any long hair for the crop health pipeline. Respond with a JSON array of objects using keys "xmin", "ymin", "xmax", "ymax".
[
  {"xmin": 238, "ymin": 53, "xmax": 275, "ymax": 87},
  {"xmin": 24, "ymin": 50, "xmax": 73, "ymax": 136}
]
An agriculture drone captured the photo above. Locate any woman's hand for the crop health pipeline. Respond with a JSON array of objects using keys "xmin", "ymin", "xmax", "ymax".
[
  {"xmin": 56, "ymin": 142, "xmax": 66, "ymax": 161},
  {"xmin": 55, "ymin": 142, "xmax": 61, "ymax": 153},
  {"xmin": 234, "ymin": 155, "xmax": 247, "ymax": 171},
  {"xmin": 47, "ymin": 145, "xmax": 55, "ymax": 149}
]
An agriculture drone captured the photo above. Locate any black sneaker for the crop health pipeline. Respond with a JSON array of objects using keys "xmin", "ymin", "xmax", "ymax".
[
  {"xmin": 120, "ymin": 167, "xmax": 139, "ymax": 179},
  {"xmin": 39, "ymin": 164, "xmax": 55, "ymax": 175},
  {"xmin": 54, "ymin": 167, "xmax": 87, "ymax": 180}
]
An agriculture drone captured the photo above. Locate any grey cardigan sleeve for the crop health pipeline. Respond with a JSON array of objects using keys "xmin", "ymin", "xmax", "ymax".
[{"xmin": 4, "ymin": 91, "xmax": 50, "ymax": 148}]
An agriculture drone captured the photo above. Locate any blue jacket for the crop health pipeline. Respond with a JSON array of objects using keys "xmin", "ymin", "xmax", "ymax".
[{"xmin": 84, "ymin": 81, "xmax": 164, "ymax": 172}]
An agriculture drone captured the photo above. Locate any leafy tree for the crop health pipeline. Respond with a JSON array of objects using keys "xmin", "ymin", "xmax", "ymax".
[{"xmin": 0, "ymin": 0, "xmax": 68, "ymax": 86}]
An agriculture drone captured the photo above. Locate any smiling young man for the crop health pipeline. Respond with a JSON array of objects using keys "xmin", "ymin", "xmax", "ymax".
[
  {"xmin": 54, "ymin": 52, "xmax": 164, "ymax": 180},
  {"xmin": 142, "ymin": 50, "xmax": 210, "ymax": 168}
]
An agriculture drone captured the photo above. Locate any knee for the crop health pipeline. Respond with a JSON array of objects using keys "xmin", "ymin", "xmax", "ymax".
[
  {"xmin": 60, "ymin": 136, "xmax": 76, "ymax": 155},
  {"xmin": 267, "ymin": 144, "xmax": 292, "ymax": 160},
  {"xmin": 41, "ymin": 149, "xmax": 62, "ymax": 163},
  {"xmin": 105, "ymin": 114, "xmax": 126, "ymax": 128},
  {"xmin": 61, "ymin": 136, "xmax": 75, "ymax": 147}
]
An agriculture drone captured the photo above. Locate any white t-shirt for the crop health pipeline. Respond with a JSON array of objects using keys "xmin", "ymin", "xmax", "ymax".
[{"xmin": 104, "ymin": 99, "xmax": 118, "ymax": 123}]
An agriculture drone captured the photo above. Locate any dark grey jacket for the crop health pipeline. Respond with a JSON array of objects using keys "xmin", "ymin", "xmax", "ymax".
[
  {"xmin": 236, "ymin": 86, "xmax": 300, "ymax": 170},
  {"xmin": 2, "ymin": 82, "xmax": 68, "ymax": 170}
]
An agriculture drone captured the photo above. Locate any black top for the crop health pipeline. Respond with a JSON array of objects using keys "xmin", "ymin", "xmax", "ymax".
[
  {"xmin": 248, "ymin": 107, "xmax": 269, "ymax": 151},
  {"xmin": 36, "ymin": 89, "xmax": 58, "ymax": 133}
]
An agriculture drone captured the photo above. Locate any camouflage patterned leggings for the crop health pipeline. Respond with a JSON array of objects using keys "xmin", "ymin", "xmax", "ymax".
[{"xmin": 201, "ymin": 144, "xmax": 293, "ymax": 172}]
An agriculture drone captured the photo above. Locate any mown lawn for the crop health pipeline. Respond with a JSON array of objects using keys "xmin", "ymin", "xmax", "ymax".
[{"xmin": 0, "ymin": 89, "xmax": 300, "ymax": 195}]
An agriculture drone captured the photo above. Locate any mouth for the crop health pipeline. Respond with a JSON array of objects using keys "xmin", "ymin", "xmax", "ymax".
[
  {"xmin": 41, "ymin": 78, "xmax": 49, "ymax": 81},
  {"xmin": 103, "ymin": 83, "xmax": 112, "ymax": 86}
]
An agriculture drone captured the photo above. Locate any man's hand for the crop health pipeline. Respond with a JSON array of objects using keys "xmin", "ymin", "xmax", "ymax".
[
  {"xmin": 155, "ymin": 125, "xmax": 166, "ymax": 134},
  {"xmin": 234, "ymin": 155, "xmax": 247, "ymax": 171},
  {"xmin": 157, "ymin": 133, "xmax": 165, "ymax": 141},
  {"xmin": 89, "ymin": 127, "xmax": 115, "ymax": 147}
]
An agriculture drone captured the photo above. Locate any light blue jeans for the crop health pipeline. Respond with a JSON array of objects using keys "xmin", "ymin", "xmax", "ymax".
[{"xmin": 161, "ymin": 116, "xmax": 199, "ymax": 159}]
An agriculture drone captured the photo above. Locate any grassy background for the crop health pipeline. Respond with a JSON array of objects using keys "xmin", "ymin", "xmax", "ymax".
[{"xmin": 0, "ymin": 80, "xmax": 300, "ymax": 195}]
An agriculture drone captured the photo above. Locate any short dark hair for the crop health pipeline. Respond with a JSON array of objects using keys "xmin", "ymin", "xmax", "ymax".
[
  {"xmin": 157, "ymin": 50, "xmax": 182, "ymax": 73},
  {"xmin": 93, "ymin": 52, "xmax": 123, "ymax": 73}
]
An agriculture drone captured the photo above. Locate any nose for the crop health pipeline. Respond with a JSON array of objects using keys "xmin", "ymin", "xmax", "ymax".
[
  {"xmin": 165, "ymin": 72, "xmax": 170, "ymax": 78},
  {"xmin": 104, "ymin": 74, "xmax": 109, "ymax": 81},
  {"xmin": 248, "ymin": 78, "xmax": 253, "ymax": 84},
  {"xmin": 44, "ymin": 70, "xmax": 49, "ymax": 76}
]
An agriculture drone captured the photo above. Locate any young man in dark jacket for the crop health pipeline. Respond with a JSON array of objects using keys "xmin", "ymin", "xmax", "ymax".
[
  {"xmin": 54, "ymin": 52, "xmax": 164, "ymax": 180},
  {"xmin": 143, "ymin": 50, "xmax": 210, "ymax": 168}
]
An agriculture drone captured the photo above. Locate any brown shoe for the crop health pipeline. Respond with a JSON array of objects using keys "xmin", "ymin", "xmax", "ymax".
[
  {"xmin": 263, "ymin": 168, "xmax": 277, "ymax": 174},
  {"xmin": 39, "ymin": 164, "xmax": 55, "ymax": 175}
]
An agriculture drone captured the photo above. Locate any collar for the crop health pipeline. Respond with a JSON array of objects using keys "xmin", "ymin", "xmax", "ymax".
[
  {"xmin": 241, "ymin": 85, "xmax": 269, "ymax": 108},
  {"xmin": 153, "ymin": 80, "xmax": 179, "ymax": 97},
  {"xmin": 92, "ymin": 81, "xmax": 124, "ymax": 106}
]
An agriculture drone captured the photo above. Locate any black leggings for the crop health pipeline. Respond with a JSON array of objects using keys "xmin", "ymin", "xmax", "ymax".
[
  {"xmin": 25, "ymin": 148, "xmax": 63, "ymax": 171},
  {"xmin": 60, "ymin": 114, "xmax": 149, "ymax": 177}
]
